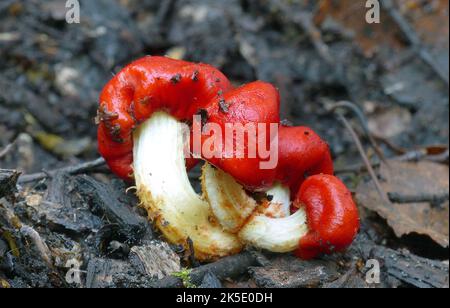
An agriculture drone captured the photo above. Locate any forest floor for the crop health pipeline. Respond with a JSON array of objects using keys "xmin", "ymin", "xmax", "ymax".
[{"xmin": 0, "ymin": 0, "xmax": 448, "ymax": 288}]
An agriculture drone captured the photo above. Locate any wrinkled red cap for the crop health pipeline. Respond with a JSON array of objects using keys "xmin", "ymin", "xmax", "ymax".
[
  {"xmin": 98, "ymin": 56, "xmax": 232, "ymax": 179},
  {"xmin": 294, "ymin": 174, "xmax": 360, "ymax": 260}
]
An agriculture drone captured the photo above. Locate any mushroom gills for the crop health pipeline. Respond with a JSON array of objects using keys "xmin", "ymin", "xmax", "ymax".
[{"xmin": 133, "ymin": 112, "xmax": 241, "ymax": 261}]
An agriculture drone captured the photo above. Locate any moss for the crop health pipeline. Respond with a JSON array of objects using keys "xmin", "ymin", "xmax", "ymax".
[{"xmin": 172, "ymin": 268, "xmax": 196, "ymax": 288}]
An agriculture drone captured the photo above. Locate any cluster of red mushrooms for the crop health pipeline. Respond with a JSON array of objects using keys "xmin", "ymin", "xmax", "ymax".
[{"xmin": 97, "ymin": 56, "xmax": 360, "ymax": 262}]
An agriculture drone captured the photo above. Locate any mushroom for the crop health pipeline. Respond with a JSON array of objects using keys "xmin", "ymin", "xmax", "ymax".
[
  {"xmin": 97, "ymin": 56, "xmax": 360, "ymax": 261},
  {"xmin": 205, "ymin": 164, "xmax": 359, "ymax": 258}
]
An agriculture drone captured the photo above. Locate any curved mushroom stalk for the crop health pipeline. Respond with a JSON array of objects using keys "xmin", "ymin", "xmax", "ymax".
[
  {"xmin": 202, "ymin": 164, "xmax": 292, "ymax": 233},
  {"xmin": 133, "ymin": 112, "xmax": 241, "ymax": 261},
  {"xmin": 202, "ymin": 163, "xmax": 307, "ymax": 252},
  {"xmin": 201, "ymin": 163, "xmax": 258, "ymax": 233},
  {"xmin": 239, "ymin": 209, "xmax": 308, "ymax": 253},
  {"xmin": 264, "ymin": 183, "xmax": 291, "ymax": 218}
]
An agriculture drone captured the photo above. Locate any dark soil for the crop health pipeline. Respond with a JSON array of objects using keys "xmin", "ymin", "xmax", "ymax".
[{"xmin": 0, "ymin": 0, "xmax": 448, "ymax": 288}]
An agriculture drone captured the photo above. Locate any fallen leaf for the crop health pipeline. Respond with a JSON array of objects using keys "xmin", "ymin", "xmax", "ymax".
[
  {"xmin": 34, "ymin": 132, "xmax": 91, "ymax": 157},
  {"xmin": 165, "ymin": 46, "xmax": 186, "ymax": 60},
  {"xmin": 317, "ymin": 0, "xmax": 449, "ymax": 57},
  {"xmin": 368, "ymin": 106, "xmax": 412, "ymax": 139},
  {"xmin": 356, "ymin": 160, "xmax": 449, "ymax": 247}
]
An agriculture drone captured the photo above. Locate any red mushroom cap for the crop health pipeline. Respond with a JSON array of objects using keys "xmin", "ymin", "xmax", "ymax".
[
  {"xmin": 294, "ymin": 174, "xmax": 360, "ymax": 260},
  {"xmin": 277, "ymin": 126, "xmax": 334, "ymax": 195},
  {"xmin": 97, "ymin": 56, "xmax": 232, "ymax": 179},
  {"xmin": 202, "ymin": 81, "xmax": 280, "ymax": 189}
]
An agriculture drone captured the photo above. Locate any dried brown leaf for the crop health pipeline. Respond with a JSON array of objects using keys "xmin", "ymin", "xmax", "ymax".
[
  {"xmin": 368, "ymin": 106, "xmax": 412, "ymax": 139},
  {"xmin": 356, "ymin": 160, "xmax": 449, "ymax": 247}
]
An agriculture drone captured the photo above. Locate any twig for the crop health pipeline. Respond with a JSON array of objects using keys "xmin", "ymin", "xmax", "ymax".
[
  {"xmin": 268, "ymin": 0, "xmax": 333, "ymax": 64},
  {"xmin": 0, "ymin": 143, "xmax": 14, "ymax": 159},
  {"xmin": 186, "ymin": 237, "xmax": 200, "ymax": 267},
  {"xmin": 394, "ymin": 149, "xmax": 449, "ymax": 163},
  {"xmin": 335, "ymin": 112, "xmax": 388, "ymax": 202},
  {"xmin": 380, "ymin": 0, "xmax": 449, "ymax": 85},
  {"xmin": 296, "ymin": 11, "xmax": 333, "ymax": 64},
  {"xmin": 375, "ymin": 136, "xmax": 408, "ymax": 154},
  {"xmin": 335, "ymin": 161, "xmax": 381, "ymax": 174},
  {"xmin": 0, "ymin": 169, "xmax": 20, "ymax": 199},
  {"xmin": 155, "ymin": 0, "xmax": 175, "ymax": 27},
  {"xmin": 20, "ymin": 225, "xmax": 53, "ymax": 267},
  {"xmin": 18, "ymin": 157, "xmax": 106, "ymax": 184},
  {"xmin": 388, "ymin": 192, "xmax": 449, "ymax": 207},
  {"xmin": 335, "ymin": 148, "xmax": 449, "ymax": 174},
  {"xmin": 329, "ymin": 101, "xmax": 386, "ymax": 163},
  {"xmin": 150, "ymin": 252, "xmax": 258, "ymax": 288}
]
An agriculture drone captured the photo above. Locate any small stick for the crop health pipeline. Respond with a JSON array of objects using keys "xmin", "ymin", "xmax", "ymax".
[
  {"xmin": 0, "ymin": 143, "xmax": 14, "ymax": 159},
  {"xmin": 335, "ymin": 161, "xmax": 381, "ymax": 174},
  {"xmin": 336, "ymin": 112, "xmax": 388, "ymax": 202},
  {"xmin": 335, "ymin": 148, "xmax": 449, "ymax": 174},
  {"xmin": 150, "ymin": 252, "xmax": 258, "ymax": 288},
  {"xmin": 296, "ymin": 11, "xmax": 333, "ymax": 64},
  {"xmin": 329, "ymin": 101, "xmax": 386, "ymax": 164},
  {"xmin": 380, "ymin": 0, "xmax": 449, "ymax": 85},
  {"xmin": 18, "ymin": 157, "xmax": 106, "ymax": 184},
  {"xmin": 388, "ymin": 192, "xmax": 449, "ymax": 206},
  {"xmin": 395, "ymin": 149, "xmax": 449, "ymax": 164},
  {"xmin": 20, "ymin": 225, "xmax": 53, "ymax": 267},
  {"xmin": 268, "ymin": 0, "xmax": 333, "ymax": 64}
]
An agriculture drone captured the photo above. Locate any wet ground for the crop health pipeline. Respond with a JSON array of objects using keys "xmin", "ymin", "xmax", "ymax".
[{"xmin": 0, "ymin": 0, "xmax": 449, "ymax": 288}]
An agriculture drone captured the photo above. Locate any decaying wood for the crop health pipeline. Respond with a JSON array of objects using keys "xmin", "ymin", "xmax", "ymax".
[
  {"xmin": 362, "ymin": 243, "xmax": 449, "ymax": 288},
  {"xmin": 1, "ymin": 0, "xmax": 448, "ymax": 289},
  {"xmin": 150, "ymin": 252, "xmax": 258, "ymax": 288},
  {"xmin": 86, "ymin": 258, "xmax": 140, "ymax": 288},
  {"xmin": 24, "ymin": 172, "xmax": 103, "ymax": 234},
  {"xmin": 0, "ymin": 143, "xmax": 14, "ymax": 159},
  {"xmin": 18, "ymin": 157, "xmax": 106, "ymax": 184},
  {"xmin": 19, "ymin": 225, "xmax": 52, "ymax": 267},
  {"xmin": 129, "ymin": 241, "xmax": 181, "ymax": 279},
  {"xmin": 250, "ymin": 255, "xmax": 340, "ymax": 288},
  {"xmin": 0, "ymin": 169, "xmax": 19, "ymax": 199},
  {"xmin": 388, "ymin": 192, "xmax": 449, "ymax": 207},
  {"xmin": 74, "ymin": 175, "xmax": 148, "ymax": 239},
  {"xmin": 199, "ymin": 271, "xmax": 223, "ymax": 288}
]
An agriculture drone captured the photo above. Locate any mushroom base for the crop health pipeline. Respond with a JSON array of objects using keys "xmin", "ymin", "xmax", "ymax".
[{"xmin": 133, "ymin": 112, "xmax": 241, "ymax": 261}]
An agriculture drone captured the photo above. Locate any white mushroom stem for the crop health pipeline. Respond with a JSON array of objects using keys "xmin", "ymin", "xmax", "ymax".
[
  {"xmin": 202, "ymin": 163, "xmax": 309, "ymax": 253},
  {"xmin": 202, "ymin": 163, "xmax": 258, "ymax": 233},
  {"xmin": 238, "ymin": 210, "xmax": 308, "ymax": 253},
  {"xmin": 264, "ymin": 183, "xmax": 291, "ymax": 218},
  {"xmin": 202, "ymin": 164, "xmax": 292, "ymax": 234},
  {"xmin": 133, "ymin": 112, "xmax": 241, "ymax": 261}
]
